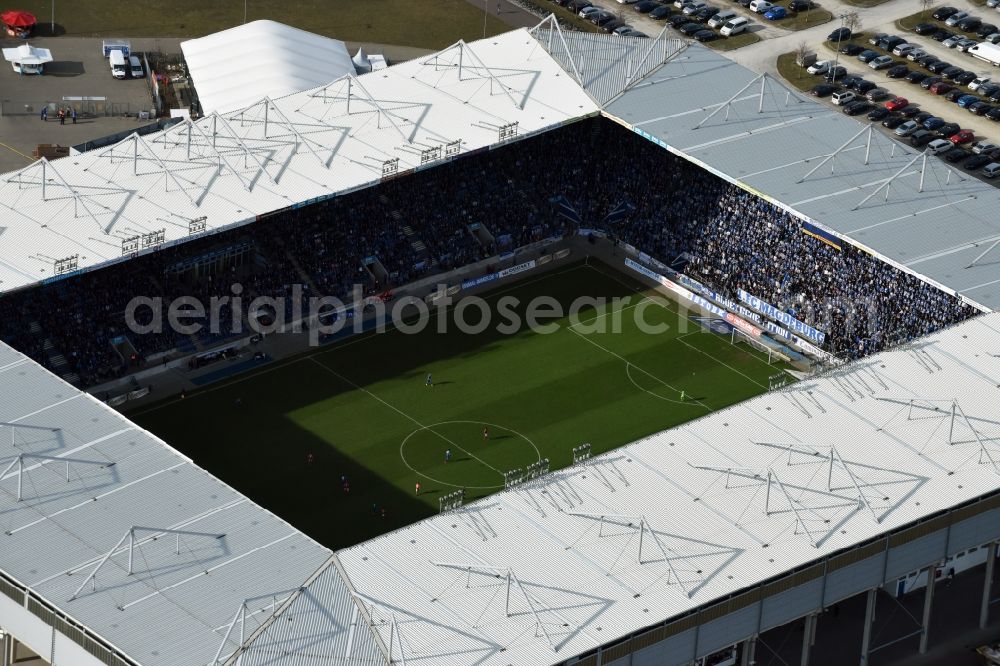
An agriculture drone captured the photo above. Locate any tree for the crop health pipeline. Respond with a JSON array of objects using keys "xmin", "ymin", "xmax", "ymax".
[
  {"xmin": 919, "ymin": 0, "xmax": 934, "ymax": 16},
  {"xmin": 843, "ymin": 11, "xmax": 862, "ymax": 35},
  {"xmin": 794, "ymin": 41, "xmax": 811, "ymax": 66}
]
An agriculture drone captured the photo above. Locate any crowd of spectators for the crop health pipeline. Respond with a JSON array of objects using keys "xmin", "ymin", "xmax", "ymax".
[{"xmin": 0, "ymin": 117, "xmax": 977, "ymax": 386}]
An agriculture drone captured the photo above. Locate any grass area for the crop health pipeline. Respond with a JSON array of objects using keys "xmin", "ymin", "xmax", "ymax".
[
  {"xmin": 13, "ymin": 0, "xmax": 510, "ymax": 47},
  {"xmin": 709, "ymin": 30, "xmax": 763, "ymax": 50},
  {"xmin": 898, "ymin": 9, "xmax": 935, "ymax": 31},
  {"xmin": 777, "ymin": 51, "xmax": 821, "ymax": 90},
  {"xmin": 130, "ymin": 261, "xmax": 781, "ymax": 549},
  {"xmin": 840, "ymin": 0, "xmax": 891, "ymax": 7},
  {"xmin": 775, "ymin": 7, "xmax": 834, "ymax": 31}
]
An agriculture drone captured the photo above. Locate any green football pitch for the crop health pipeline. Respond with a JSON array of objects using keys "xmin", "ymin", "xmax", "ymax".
[{"xmin": 130, "ymin": 260, "xmax": 786, "ymax": 549}]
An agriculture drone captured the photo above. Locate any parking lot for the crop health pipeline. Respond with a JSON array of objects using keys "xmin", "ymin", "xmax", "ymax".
[{"xmin": 0, "ymin": 36, "xmax": 168, "ymax": 171}]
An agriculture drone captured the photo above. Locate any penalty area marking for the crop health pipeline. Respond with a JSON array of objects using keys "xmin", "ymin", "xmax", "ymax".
[{"xmin": 400, "ymin": 420, "xmax": 541, "ymax": 490}]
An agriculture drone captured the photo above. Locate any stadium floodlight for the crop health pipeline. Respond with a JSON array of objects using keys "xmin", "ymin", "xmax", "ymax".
[
  {"xmin": 419, "ymin": 145, "xmax": 442, "ymax": 165},
  {"xmin": 121, "ymin": 235, "xmax": 141, "ymax": 256},
  {"xmin": 53, "ymin": 254, "xmax": 79, "ymax": 276},
  {"xmin": 189, "ymin": 216, "xmax": 208, "ymax": 235},
  {"xmin": 444, "ymin": 139, "xmax": 461, "ymax": 157},
  {"xmin": 382, "ymin": 158, "xmax": 399, "ymax": 178},
  {"xmin": 498, "ymin": 121, "xmax": 519, "ymax": 142},
  {"xmin": 439, "ymin": 488, "xmax": 465, "ymax": 512},
  {"xmin": 572, "ymin": 443, "xmax": 592, "ymax": 464},
  {"xmin": 141, "ymin": 229, "xmax": 166, "ymax": 249}
]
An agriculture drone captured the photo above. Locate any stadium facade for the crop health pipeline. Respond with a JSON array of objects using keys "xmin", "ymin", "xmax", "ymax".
[{"xmin": 1, "ymin": 20, "xmax": 1000, "ymax": 666}]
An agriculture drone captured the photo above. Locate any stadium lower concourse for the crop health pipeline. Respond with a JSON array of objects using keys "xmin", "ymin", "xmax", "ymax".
[{"xmin": 1, "ymin": 20, "xmax": 1000, "ymax": 666}]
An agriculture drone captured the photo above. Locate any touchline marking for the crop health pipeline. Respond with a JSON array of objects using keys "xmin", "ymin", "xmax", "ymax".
[
  {"xmin": 308, "ymin": 358, "xmax": 505, "ymax": 477},
  {"xmin": 128, "ymin": 263, "xmax": 589, "ymax": 418},
  {"xmin": 566, "ymin": 326, "xmax": 709, "ymax": 411},
  {"xmin": 676, "ymin": 334, "xmax": 768, "ymax": 390}
]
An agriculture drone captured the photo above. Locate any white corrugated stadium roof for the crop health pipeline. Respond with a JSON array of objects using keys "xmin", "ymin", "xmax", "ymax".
[
  {"xmin": 0, "ymin": 28, "xmax": 599, "ymax": 296},
  {"xmin": 180, "ymin": 20, "xmax": 357, "ymax": 115},
  {"xmin": 0, "ymin": 338, "xmax": 362, "ymax": 666},
  {"xmin": 324, "ymin": 311, "xmax": 1000, "ymax": 666}
]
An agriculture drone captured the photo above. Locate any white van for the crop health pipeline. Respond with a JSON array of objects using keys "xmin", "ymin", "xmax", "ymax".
[
  {"xmin": 109, "ymin": 49, "xmax": 127, "ymax": 79},
  {"xmin": 749, "ymin": 0, "xmax": 773, "ymax": 12},
  {"xmin": 129, "ymin": 55, "xmax": 143, "ymax": 78},
  {"xmin": 708, "ymin": 8, "xmax": 737, "ymax": 27},
  {"xmin": 927, "ymin": 138, "xmax": 952, "ymax": 155},
  {"xmin": 983, "ymin": 163, "xmax": 1000, "ymax": 178},
  {"xmin": 832, "ymin": 90, "xmax": 855, "ymax": 105},
  {"xmin": 720, "ymin": 16, "xmax": 749, "ymax": 35}
]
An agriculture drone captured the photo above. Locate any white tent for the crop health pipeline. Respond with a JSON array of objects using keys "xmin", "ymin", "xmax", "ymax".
[
  {"xmin": 2, "ymin": 43, "xmax": 52, "ymax": 74},
  {"xmin": 180, "ymin": 20, "xmax": 357, "ymax": 114},
  {"xmin": 352, "ymin": 47, "xmax": 371, "ymax": 74}
]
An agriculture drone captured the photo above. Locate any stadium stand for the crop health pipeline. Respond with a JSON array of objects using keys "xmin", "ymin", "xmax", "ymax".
[{"xmin": 0, "ymin": 118, "xmax": 978, "ymax": 386}]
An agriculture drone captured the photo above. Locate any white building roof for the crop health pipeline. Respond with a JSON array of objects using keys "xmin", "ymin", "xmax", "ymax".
[
  {"xmin": 0, "ymin": 28, "xmax": 598, "ymax": 296},
  {"xmin": 327, "ymin": 312, "xmax": 1000, "ymax": 666},
  {"xmin": 180, "ymin": 20, "xmax": 358, "ymax": 115},
  {"xmin": 2, "ymin": 43, "xmax": 53, "ymax": 66}
]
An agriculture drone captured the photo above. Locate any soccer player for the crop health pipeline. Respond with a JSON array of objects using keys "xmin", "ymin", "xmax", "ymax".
[
  {"xmin": 306, "ymin": 452, "xmax": 314, "ymax": 465},
  {"xmin": 445, "ymin": 449, "xmax": 452, "ymax": 463},
  {"xmin": 483, "ymin": 426, "xmax": 489, "ymax": 442},
  {"xmin": 426, "ymin": 373, "xmax": 433, "ymax": 387},
  {"xmin": 415, "ymin": 482, "xmax": 421, "ymax": 495}
]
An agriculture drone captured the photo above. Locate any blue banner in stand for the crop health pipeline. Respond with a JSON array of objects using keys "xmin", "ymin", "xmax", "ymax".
[
  {"xmin": 738, "ymin": 289, "xmax": 826, "ymax": 344},
  {"xmin": 678, "ymin": 274, "xmax": 763, "ymax": 324},
  {"xmin": 461, "ymin": 259, "xmax": 537, "ymax": 290}
]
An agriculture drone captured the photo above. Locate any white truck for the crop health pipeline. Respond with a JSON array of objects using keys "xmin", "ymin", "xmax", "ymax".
[
  {"xmin": 969, "ymin": 42, "xmax": 1000, "ymax": 67},
  {"xmin": 109, "ymin": 49, "xmax": 127, "ymax": 79}
]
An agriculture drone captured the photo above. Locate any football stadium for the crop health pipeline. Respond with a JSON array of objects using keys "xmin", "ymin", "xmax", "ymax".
[{"xmin": 1, "ymin": 17, "xmax": 1000, "ymax": 666}]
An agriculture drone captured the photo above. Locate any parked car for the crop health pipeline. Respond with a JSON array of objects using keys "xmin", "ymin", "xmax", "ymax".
[
  {"xmin": 957, "ymin": 94, "xmax": 980, "ymax": 107},
  {"xmin": 683, "ymin": 0, "xmax": 708, "ymax": 12},
  {"xmin": 879, "ymin": 35, "xmax": 907, "ymax": 50},
  {"xmin": 914, "ymin": 22, "xmax": 938, "ymax": 35},
  {"xmin": 707, "ymin": 8, "xmax": 736, "ymax": 26},
  {"xmin": 950, "ymin": 129, "xmax": 975, "ymax": 144},
  {"xmin": 748, "ymin": 0, "xmax": 772, "ymax": 12},
  {"xmin": 970, "ymin": 76, "xmax": 993, "ymax": 91},
  {"xmin": 930, "ymin": 81, "xmax": 955, "ymax": 94},
  {"xmin": 807, "ymin": 60, "xmax": 832, "ymax": 74},
  {"xmin": 899, "ymin": 105, "xmax": 922, "ymax": 117},
  {"xmin": 825, "ymin": 66, "xmax": 847, "ymax": 81},
  {"xmin": 868, "ymin": 32, "xmax": 887, "ymax": 45},
  {"xmin": 937, "ymin": 122, "xmax": 961, "ymax": 136},
  {"xmin": 933, "ymin": 6, "xmax": 959, "ymax": 20},
  {"xmin": 789, "ymin": 0, "xmax": 812, "ymax": 9},
  {"xmin": 893, "ymin": 43, "xmax": 918, "ymax": 56},
  {"xmin": 828, "ymin": 27, "xmax": 852, "ymax": 42},
  {"xmin": 972, "ymin": 102, "xmax": 997, "ymax": 114},
  {"xmin": 634, "ymin": 0, "xmax": 661, "ymax": 11},
  {"xmin": 885, "ymin": 96, "xmax": 909, "ymax": 111},
  {"xmin": 832, "ymin": 90, "xmax": 856, "ymax": 105},
  {"xmin": 854, "ymin": 80, "xmax": 877, "ymax": 93},
  {"xmin": 866, "ymin": 87, "xmax": 890, "ymax": 101},
  {"xmin": 942, "ymin": 66, "xmax": 967, "ymax": 80},
  {"xmin": 987, "ymin": 107, "xmax": 1000, "ymax": 121},
  {"xmin": 984, "ymin": 33, "xmax": 1000, "ymax": 44},
  {"xmin": 763, "ymin": 6, "xmax": 786, "ymax": 19},
  {"xmin": 840, "ymin": 43, "xmax": 865, "ymax": 56},
  {"xmin": 857, "ymin": 50, "xmax": 880, "ymax": 63},
  {"xmin": 887, "ymin": 64, "xmax": 910, "ymax": 78},
  {"xmin": 907, "ymin": 49, "xmax": 928, "ymax": 61},
  {"xmin": 954, "ymin": 71, "xmax": 978, "ymax": 85},
  {"xmin": 957, "ymin": 17, "xmax": 982, "ymax": 32},
  {"xmin": 910, "ymin": 130, "xmax": 935, "ymax": 146},
  {"xmin": 928, "ymin": 61, "xmax": 953, "ymax": 73},
  {"xmin": 944, "ymin": 147, "xmax": 970, "ymax": 162},
  {"xmin": 927, "ymin": 138, "xmax": 954, "ymax": 154},
  {"xmin": 693, "ymin": 6, "xmax": 721, "ymax": 20},
  {"xmin": 963, "ymin": 154, "xmax": 993, "ymax": 170},
  {"xmin": 650, "ymin": 4, "xmax": 673, "ymax": 17},
  {"xmin": 579, "ymin": 6, "xmax": 601, "ymax": 16},
  {"xmin": 932, "ymin": 29, "xmax": 955, "ymax": 42},
  {"xmin": 869, "ymin": 55, "xmax": 895, "ymax": 69},
  {"xmin": 720, "ymin": 15, "xmax": 749, "ymax": 34},
  {"xmin": 895, "ymin": 120, "xmax": 920, "ymax": 136},
  {"xmin": 679, "ymin": 21, "xmax": 703, "ymax": 34},
  {"xmin": 906, "ymin": 71, "xmax": 928, "ymax": 84},
  {"xmin": 945, "ymin": 11, "xmax": 970, "ymax": 27},
  {"xmin": 942, "ymin": 35, "xmax": 964, "ymax": 48},
  {"xmin": 867, "ymin": 107, "xmax": 891, "ymax": 120},
  {"xmin": 843, "ymin": 100, "xmax": 872, "ymax": 115},
  {"xmin": 913, "ymin": 111, "xmax": 934, "ymax": 123},
  {"xmin": 601, "ymin": 18, "xmax": 627, "ymax": 31},
  {"xmin": 589, "ymin": 10, "xmax": 615, "ymax": 23},
  {"xmin": 957, "ymin": 39, "xmax": 979, "ymax": 52},
  {"xmin": 668, "ymin": 14, "xmax": 690, "ymax": 26},
  {"xmin": 945, "ymin": 88, "xmax": 966, "ymax": 101},
  {"xmin": 883, "ymin": 115, "xmax": 906, "ymax": 128},
  {"xmin": 923, "ymin": 116, "xmax": 946, "ymax": 130},
  {"xmin": 973, "ymin": 141, "xmax": 999, "ymax": 154},
  {"xmin": 984, "ymin": 163, "xmax": 1000, "ymax": 178},
  {"xmin": 694, "ymin": 28, "xmax": 718, "ymax": 40},
  {"xmin": 809, "ymin": 83, "xmax": 838, "ymax": 97}
]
